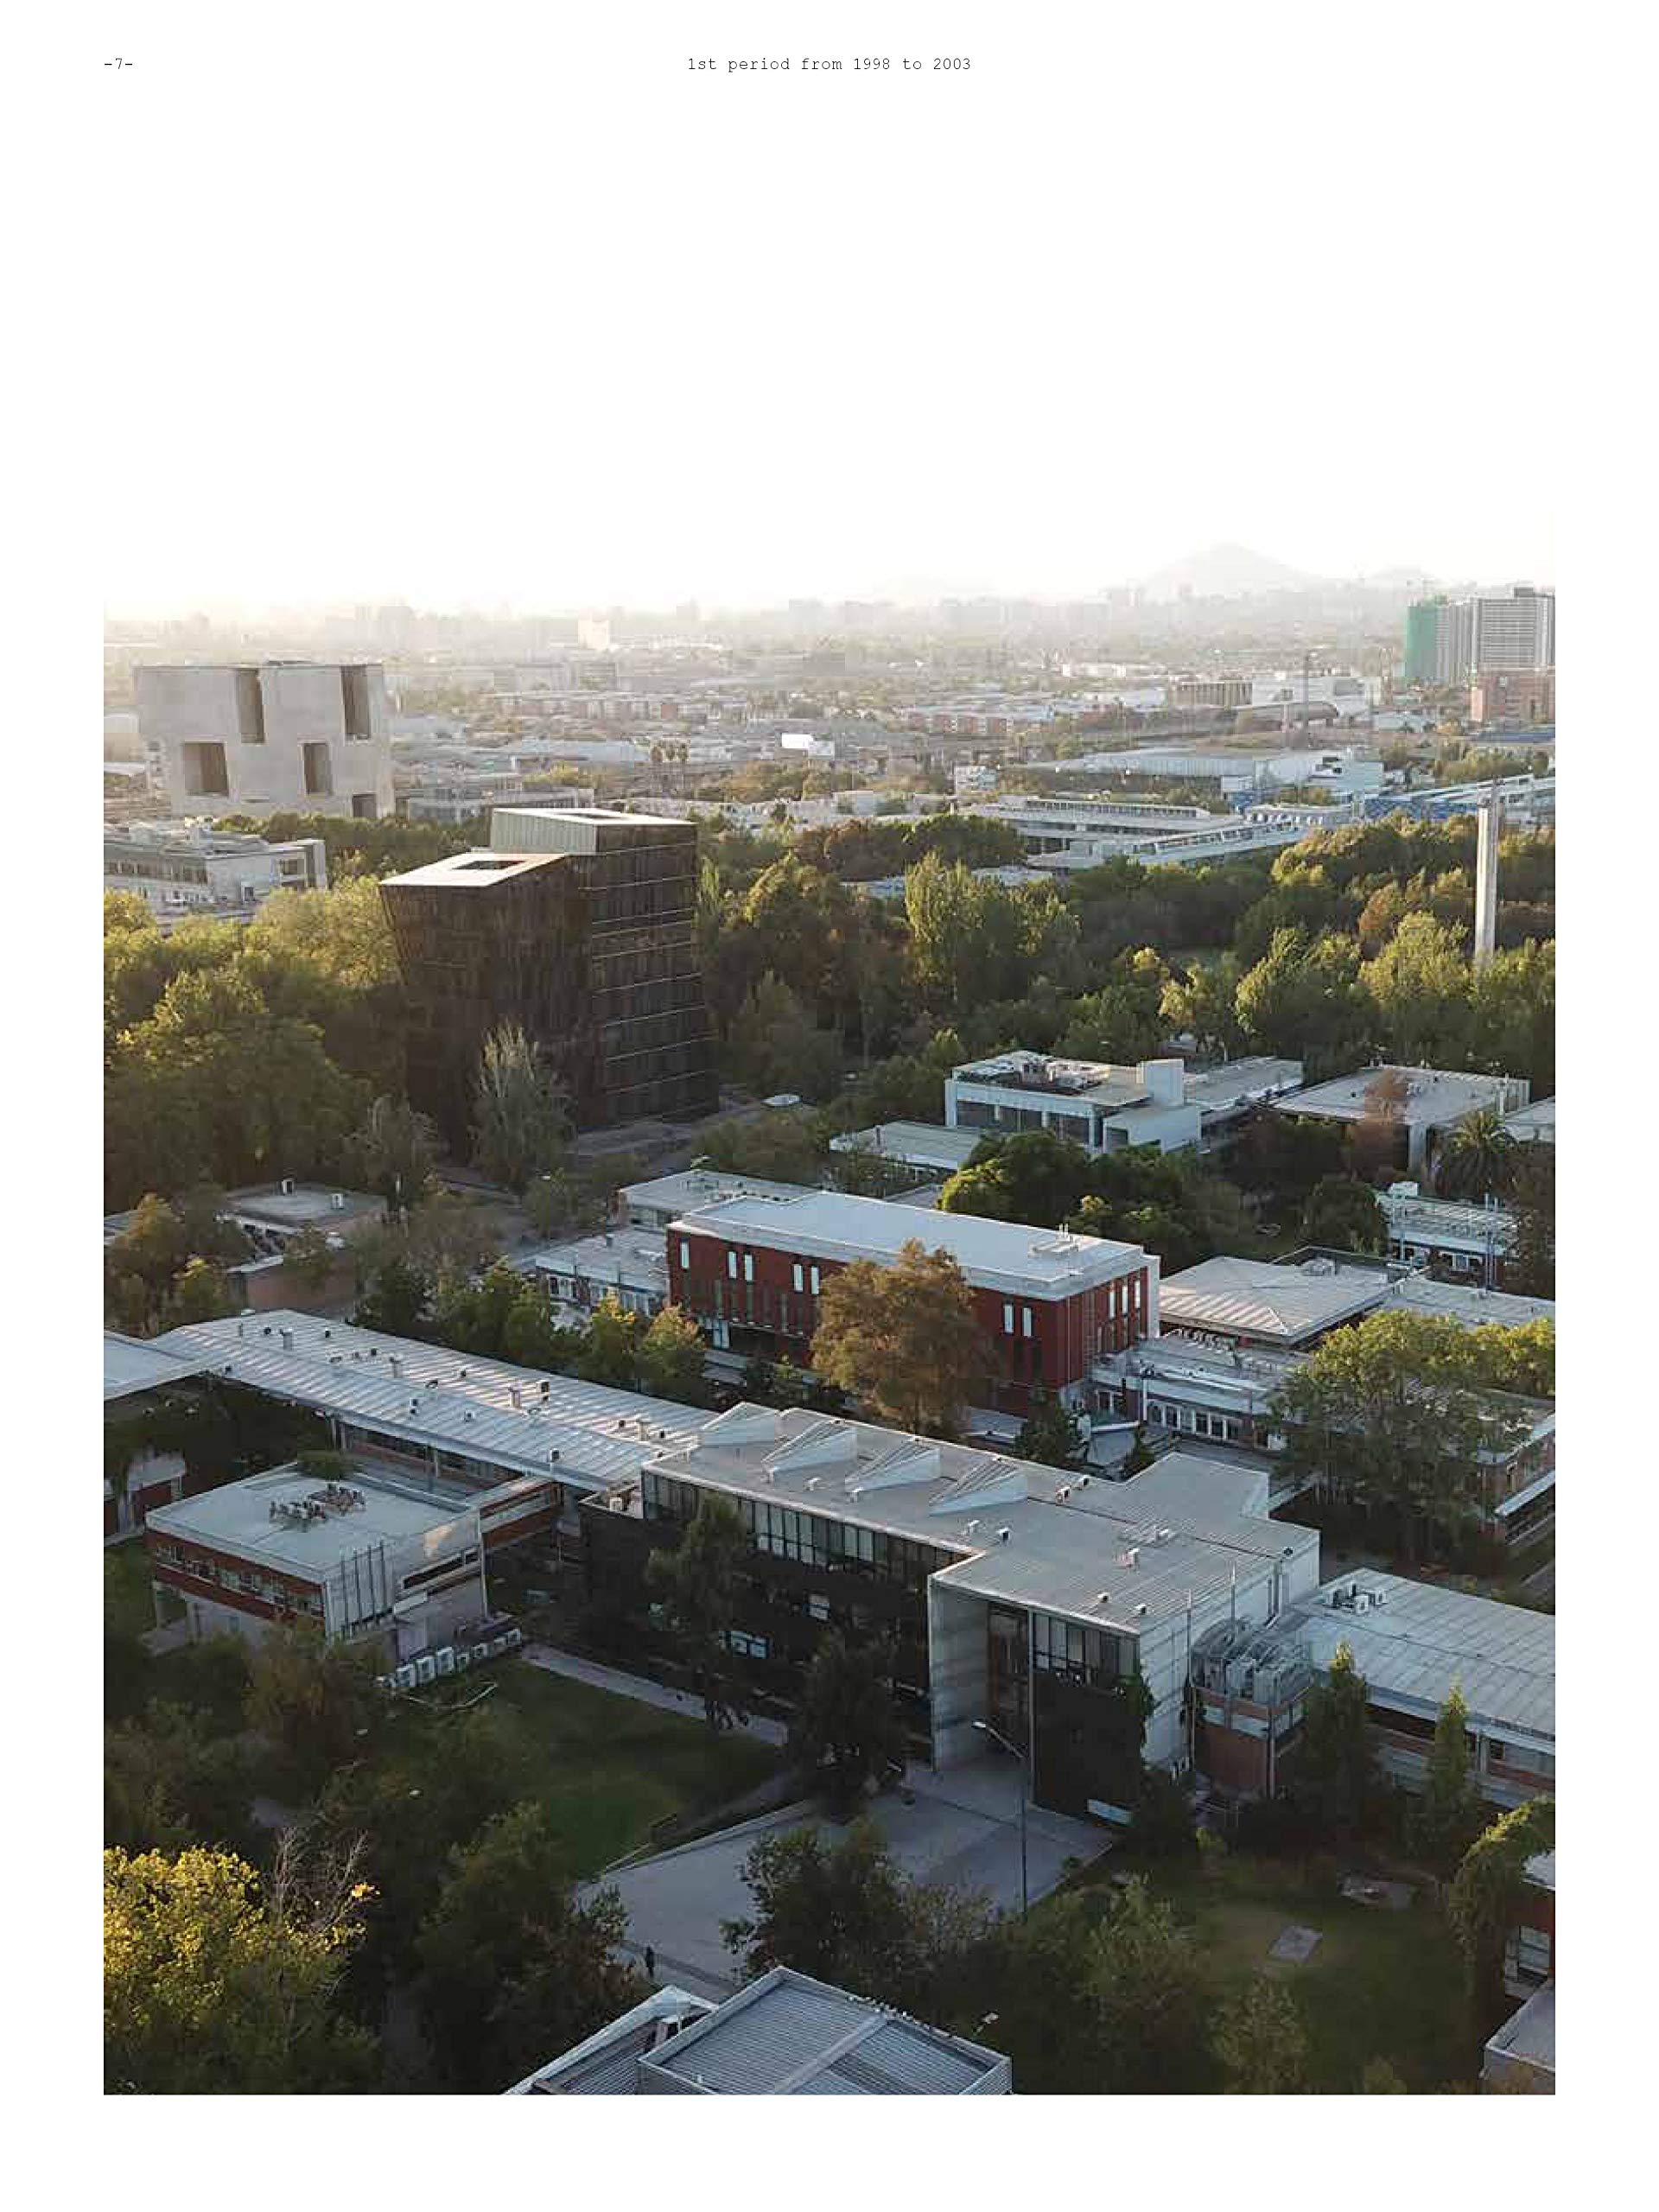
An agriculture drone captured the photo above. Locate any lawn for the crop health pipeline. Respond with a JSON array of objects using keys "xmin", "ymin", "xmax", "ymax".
[
  {"xmin": 445, "ymin": 1661, "xmax": 783, "ymax": 1878},
  {"xmin": 1066, "ymin": 1848, "xmax": 1475, "ymax": 2092}
]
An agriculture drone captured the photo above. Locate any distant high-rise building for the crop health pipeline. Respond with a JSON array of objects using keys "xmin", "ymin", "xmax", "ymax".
[
  {"xmin": 137, "ymin": 662, "xmax": 393, "ymax": 821},
  {"xmin": 1403, "ymin": 596, "xmax": 1474, "ymax": 685},
  {"xmin": 379, "ymin": 807, "xmax": 718, "ymax": 1147},
  {"xmin": 1404, "ymin": 588, "xmax": 1554, "ymax": 684},
  {"xmin": 1470, "ymin": 586, "xmax": 1554, "ymax": 674}
]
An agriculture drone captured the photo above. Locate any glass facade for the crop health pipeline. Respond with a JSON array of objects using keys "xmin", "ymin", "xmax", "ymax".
[{"xmin": 642, "ymin": 1472, "xmax": 953, "ymax": 1588}]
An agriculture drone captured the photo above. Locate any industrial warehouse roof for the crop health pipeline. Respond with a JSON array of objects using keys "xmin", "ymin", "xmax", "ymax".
[
  {"xmin": 669, "ymin": 1191, "xmax": 1143, "ymax": 1295},
  {"xmin": 104, "ymin": 1332, "xmax": 212, "ymax": 1402},
  {"xmin": 1157, "ymin": 1255, "xmax": 1389, "ymax": 1344},
  {"xmin": 150, "ymin": 1312, "xmax": 708, "ymax": 1491},
  {"xmin": 1274, "ymin": 1065, "xmax": 1528, "ymax": 1128},
  {"xmin": 639, "ymin": 1408, "xmax": 1317, "ymax": 1639},
  {"xmin": 1289, "ymin": 1573, "xmax": 1554, "ymax": 1745},
  {"xmin": 827, "ymin": 1122, "xmax": 985, "ymax": 1173},
  {"xmin": 145, "ymin": 1462, "xmax": 485, "ymax": 1576}
]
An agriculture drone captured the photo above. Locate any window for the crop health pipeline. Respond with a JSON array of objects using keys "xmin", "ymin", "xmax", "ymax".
[
  {"xmin": 743, "ymin": 1253, "xmax": 754, "ymax": 1283},
  {"xmin": 792, "ymin": 1262, "xmax": 804, "ymax": 1293},
  {"xmin": 808, "ymin": 1593, "xmax": 830, "ymax": 1623},
  {"xmin": 725, "ymin": 1628, "xmax": 769, "ymax": 1661},
  {"xmin": 302, "ymin": 741, "xmax": 334, "ymax": 797},
  {"xmin": 809, "ymin": 1265, "xmax": 821, "ymax": 1294},
  {"xmin": 727, "ymin": 1250, "xmax": 739, "ymax": 1280},
  {"xmin": 1003, "ymin": 1302, "xmax": 1015, "ymax": 1333},
  {"xmin": 1021, "ymin": 1307, "xmax": 1033, "ymax": 1339},
  {"xmin": 681, "ymin": 1242, "xmax": 691, "ymax": 1269}
]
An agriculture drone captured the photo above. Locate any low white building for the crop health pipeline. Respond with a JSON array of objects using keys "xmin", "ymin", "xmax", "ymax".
[
  {"xmin": 105, "ymin": 822, "xmax": 327, "ymax": 925},
  {"xmin": 1274, "ymin": 1065, "xmax": 1531, "ymax": 1174},
  {"xmin": 619, "ymin": 1168, "xmax": 823, "ymax": 1232},
  {"xmin": 945, "ymin": 1050, "xmax": 1202, "ymax": 1156},
  {"xmin": 519, "ymin": 1227, "xmax": 670, "ymax": 1318}
]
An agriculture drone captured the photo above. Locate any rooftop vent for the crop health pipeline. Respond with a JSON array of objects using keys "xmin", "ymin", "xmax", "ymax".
[
  {"xmin": 997, "ymin": 1527, "xmax": 1012, "ymax": 1543},
  {"xmin": 1096, "ymin": 1592, "xmax": 1112, "ymax": 1606}
]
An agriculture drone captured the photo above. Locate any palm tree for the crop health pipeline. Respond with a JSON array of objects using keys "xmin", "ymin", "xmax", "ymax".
[{"xmin": 1438, "ymin": 1107, "xmax": 1516, "ymax": 1201}]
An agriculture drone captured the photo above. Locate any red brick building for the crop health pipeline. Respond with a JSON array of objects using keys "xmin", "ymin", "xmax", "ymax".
[{"xmin": 665, "ymin": 1190, "xmax": 1155, "ymax": 1414}]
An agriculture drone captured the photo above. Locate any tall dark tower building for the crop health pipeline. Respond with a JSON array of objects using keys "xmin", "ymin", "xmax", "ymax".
[{"xmin": 380, "ymin": 807, "xmax": 718, "ymax": 1149}]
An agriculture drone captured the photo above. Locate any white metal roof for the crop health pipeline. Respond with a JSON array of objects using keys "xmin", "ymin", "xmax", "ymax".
[
  {"xmin": 1292, "ymin": 1573, "xmax": 1554, "ymax": 1743},
  {"xmin": 1158, "ymin": 1255, "xmax": 1389, "ymax": 1343},
  {"xmin": 518, "ymin": 1228, "xmax": 668, "ymax": 1294},
  {"xmin": 1380, "ymin": 1275, "xmax": 1554, "ymax": 1332},
  {"xmin": 151, "ymin": 1310, "xmax": 709, "ymax": 1491},
  {"xmin": 670, "ymin": 1191, "xmax": 1143, "ymax": 1296},
  {"xmin": 621, "ymin": 1168, "xmax": 821, "ymax": 1217},
  {"xmin": 104, "ymin": 1332, "xmax": 211, "ymax": 1402}
]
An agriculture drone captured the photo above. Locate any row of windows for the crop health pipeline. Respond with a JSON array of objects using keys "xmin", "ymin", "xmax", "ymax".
[
  {"xmin": 1150, "ymin": 1402, "xmax": 1243, "ymax": 1444},
  {"xmin": 152, "ymin": 1542, "xmax": 321, "ymax": 1614},
  {"xmin": 1001, "ymin": 1302, "xmax": 1035, "ymax": 1339},
  {"xmin": 643, "ymin": 1473, "xmax": 952, "ymax": 1586},
  {"xmin": 1032, "ymin": 1610, "xmax": 1129, "ymax": 1686}
]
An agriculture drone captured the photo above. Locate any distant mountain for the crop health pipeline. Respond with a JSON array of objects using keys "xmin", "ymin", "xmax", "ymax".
[{"xmin": 1133, "ymin": 543, "xmax": 1325, "ymax": 600}]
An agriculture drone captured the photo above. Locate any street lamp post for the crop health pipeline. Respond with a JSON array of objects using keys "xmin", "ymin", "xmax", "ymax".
[{"xmin": 973, "ymin": 1718, "xmax": 1028, "ymax": 1920}]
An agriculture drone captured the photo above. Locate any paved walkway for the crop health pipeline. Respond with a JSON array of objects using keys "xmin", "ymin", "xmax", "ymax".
[
  {"xmin": 584, "ymin": 1755, "xmax": 1110, "ymax": 1993},
  {"xmin": 520, "ymin": 1643, "xmax": 790, "ymax": 1745}
]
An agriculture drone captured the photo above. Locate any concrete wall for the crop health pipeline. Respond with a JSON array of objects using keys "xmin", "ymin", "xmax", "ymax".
[
  {"xmin": 140, "ymin": 664, "xmax": 394, "ymax": 821},
  {"xmin": 928, "ymin": 1581, "xmax": 992, "ymax": 1772}
]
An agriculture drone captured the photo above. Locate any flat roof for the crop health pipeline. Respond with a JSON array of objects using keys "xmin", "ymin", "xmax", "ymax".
[
  {"xmin": 1158, "ymin": 1255, "xmax": 1389, "ymax": 1344},
  {"xmin": 827, "ymin": 1122, "xmax": 984, "ymax": 1172},
  {"xmin": 621, "ymin": 1168, "xmax": 823, "ymax": 1216},
  {"xmin": 1380, "ymin": 1275, "xmax": 1555, "ymax": 1332},
  {"xmin": 1181, "ymin": 1057, "xmax": 1304, "ymax": 1113},
  {"xmin": 223, "ymin": 1183, "xmax": 385, "ymax": 1229},
  {"xmin": 380, "ymin": 849, "xmax": 565, "ymax": 889},
  {"xmin": 950, "ymin": 1050, "xmax": 1151, "ymax": 1109},
  {"xmin": 1484, "ymin": 1981, "xmax": 1554, "ymax": 2079},
  {"xmin": 670, "ymin": 1191, "xmax": 1143, "ymax": 1296},
  {"xmin": 639, "ymin": 1967, "xmax": 1007, "ymax": 2095},
  {"xmin": 149, "ymin": 1311, "xmax": 709, "ymax": 1491},
  {"xmin": 1502, "ymin": 1097, "xmax": 1556, "ymax": 1141},
  {"xmin": 639, "ymin": 1410, "xmax": 1317, "ymax": 1639},
  {"xmin": 104, "ymin": 1332, "xmax": 211, "ymax": 1402},
  {"xmin": 520, "ymin": 1228, "xmax": 668, "ymax": 1291},
  {"xmin": 1289, "ymin": 1573, "xmax": 1554, "ymax": 1744},
  {"xmin": 510, "ymin": 1989, "xmax": 715, "ymax": 2094},
  {"xmin": 145, "ymin": 1461, "xmax": 482, "ymax": 1576},
  {"xmin": 1276, "ymin": 1065, "xmax": 1527, "ymax": 1128}
]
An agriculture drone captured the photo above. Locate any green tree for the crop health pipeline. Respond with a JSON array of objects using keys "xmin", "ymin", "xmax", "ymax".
[
  {"xmin": 1364, "ymin": 912, "xmax": 1473, "ymax": 1067},
  {"xmin": 724, "ymin": 1820, "xmax": 994, "ymax": 2018},
  {"xmin": 1214, "ymin": 1974, "xmax": 1309, "ymax": 2093},
  {"xmin": 105, "ymin": 1840, "xmax": 376, "ymax": 2094},
  {"xmin": 576, "ymin": 1290, "xmax": 642, "ymax": 1389},
  {"xmin": 728, "ymin": 973, "xmax": 843, "ymax": 1102},
  {"xmin": 1294, "ymin": 1640, "xmax": 1376, "ymax": 1838},
  {"xmin": 414, "ymin": 1802, "xmax": 645, "ymax": 2092},
  {"xmin": 346, "ymin": 1093, "xmax": 440, "ymax": 1216},
  {"xmin": 166, "ymin": 1254, "xmax": 238, "ymax": 1325},
  {"xmin": 1299, "ymin": 1173, "xmax": 1387, "ymax": 1255},
  {"xmin": 245, "ymin": 1622, "xmax": 385, "ymax": 1796},
  {"xmin": 1415, "ymin": 1684, "xmax": 1483, "ymax": 1873},
  {"xmin": 353, "ymin": 1253, "xmax": 434, "ymax": 1336},
  {"xmin": 1438, "ymin": 1106, "xmax": 1516, "ymax": 1202},
  {"xmin": 1014, "ymin": 1388, "xmax": 1087, "ymax": 1469},
  {"xmin": 104, "ymin": 1703, "xmax": 253, "ymax": 1858},
  {"xmin": 281, "ymin": 1224, "xmax": 338, "ymax": 1296},
  {"xmin": 470, "ymin": 1022, "xmax": 569, "ymax": 1192},
  {"xmin": 1469, "ymin": 939, "xmax": 1554, "ymax": 1096},
  {"xmin": 1160, "ymin": 953, "xmax": 1248, "ymax": 1059},
  {"xmin": 635, "ymin": 1303, "xmax": 708, "ymax": 1404},
  {"xmin": 1359, "ymin": 2056, "xmax": 1410, "ymax": 2092},
  {"xmin": 788, "ymin": 1633, "xmax": 907, "ymax": 1812},
  {"xmin": 1235, "ymin": 926, "xmax": 1370, "ymax": 1076},
  {"xmin": 1506, "ymin": 1143, "xmax": 1555, "ymax": 1298},
  {"xmin": 1448, "ymin": 1796, "xmax": 1554, "ymax": 2015},
  {"xmin": 1088, "ymin": 1875, "xmax": 1214, "ymax": 2093},
  {"xmin": 811, "ymin": 1239, "xmax": 985, "ymax": 1435},
  {"xmin": 645, "ymin": 1494, "xmax": 750, "ymax": 1732},
  {"xmin": 938, "ymin": 1129, "xmax": 1093, "ymax": 1229}
]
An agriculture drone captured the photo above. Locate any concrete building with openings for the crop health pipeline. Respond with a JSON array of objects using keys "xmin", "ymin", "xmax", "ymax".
[
  {"xmin": 945, "ymin": 1049, "xmax": 1202, "ymax": 1157},
  {"xmin": 137, "ymin": 661, "xmax": 393, "ymax": 821},
  {"xmin": 664, "ymin": 1189, "xmax": 1156, "ymax": 1413},
  {"xmin": 582, "ymin": 1405, "xmax": 1320, "ymax": 1818},
  {"xmin": 379, "ymin": 806, "xmax": 717, "ymax": 1146}
]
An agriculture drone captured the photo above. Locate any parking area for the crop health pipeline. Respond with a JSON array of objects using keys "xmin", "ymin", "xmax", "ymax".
[{"xmin": 587, "ymin": 1758, "xmax": 1111, "ymax": 1998}]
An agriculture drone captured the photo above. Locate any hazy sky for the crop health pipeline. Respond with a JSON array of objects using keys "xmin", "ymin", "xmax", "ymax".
[{"xmin": 101, "ymin": 4, "xmax": 1558, "ymax": 613}]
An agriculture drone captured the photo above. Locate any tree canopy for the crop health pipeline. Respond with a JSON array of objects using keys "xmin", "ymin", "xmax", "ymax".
[{"xmin": 811, "ymin": 1240, "xmax": 984, "ymax": 1435}]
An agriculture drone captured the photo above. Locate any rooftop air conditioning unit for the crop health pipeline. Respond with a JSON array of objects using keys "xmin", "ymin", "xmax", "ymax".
[
  {"xmin": 415, "ymin": 1655, "xmax": 437, "ymax": 1685},
  {"xmin": 393, "ymin": 1662, "xmax": 417, "ymax": 1691},
  {"xmin": 435, "ymin": 1647, "xmax": 456, "ymax": 1676},
  {"xmin": 281, "ymin": 1178, "xmax": 295, "ymax": 1196}
]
